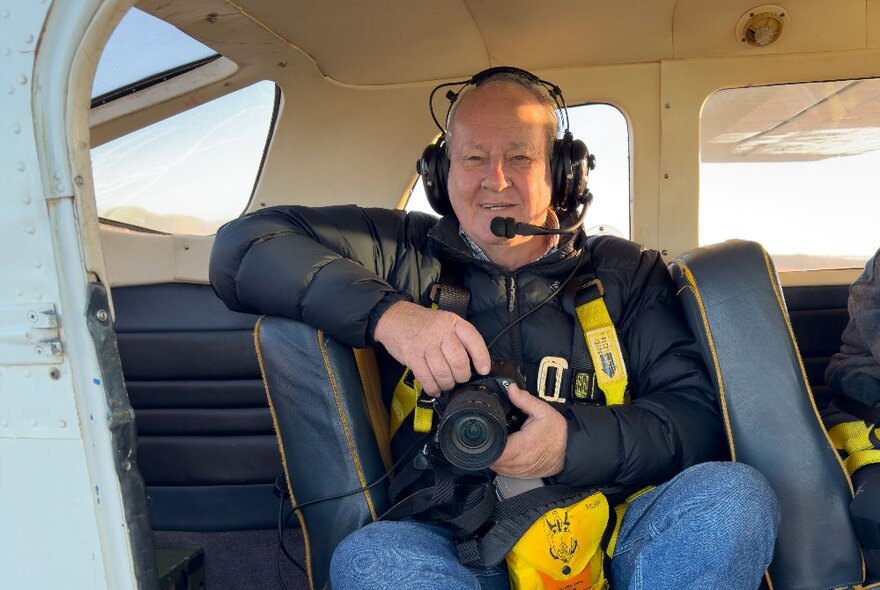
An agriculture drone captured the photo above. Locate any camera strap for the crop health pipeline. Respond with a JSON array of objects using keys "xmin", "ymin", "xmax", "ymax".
[{"xmin": 388, "ymin": 261, "xmax": 470, "ymax": 437}]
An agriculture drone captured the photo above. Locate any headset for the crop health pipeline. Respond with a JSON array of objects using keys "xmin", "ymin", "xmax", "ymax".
[{"xmin": 417, "ymin": 66, "xmax": 596, "ymax": 236}]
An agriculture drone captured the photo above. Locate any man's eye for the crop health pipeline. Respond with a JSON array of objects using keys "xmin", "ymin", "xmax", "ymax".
[
  {"xmin": 464, "ymin": 155, "xmax": 485, "ymax": 163},
  {"xmin": 511, "ymin": 155, "xmax": 531, "ymax": 164}
]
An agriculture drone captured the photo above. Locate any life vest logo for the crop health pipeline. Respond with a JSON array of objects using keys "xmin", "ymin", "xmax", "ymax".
[{"xmin": 544, "ymin": 509, "xmax": 578, "ymax": 567}]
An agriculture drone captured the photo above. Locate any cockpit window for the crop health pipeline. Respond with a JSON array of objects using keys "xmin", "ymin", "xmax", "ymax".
[
  {"xmin": 701, "ymin": 79, "xmax": 880, "ymax": 271},
  {"xmin": 406, "ymin": 103, "xmax": 632, "ymax": 239},
  {"xmin": 92, "ymin": 7, "xmax": 218, "ymax": 103},
  {"xmin": 90, "ymin": 81, "xmax": 278, "ymax": 235}
]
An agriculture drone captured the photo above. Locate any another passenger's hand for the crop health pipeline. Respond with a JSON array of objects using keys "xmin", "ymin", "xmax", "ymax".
[
  {"xmin": 373, "ymin": 300, "xmax": 491, "ymax": 396},
  {"xmin": 491, "ymin": 384, "xmax": 567, "ymax": 478}
]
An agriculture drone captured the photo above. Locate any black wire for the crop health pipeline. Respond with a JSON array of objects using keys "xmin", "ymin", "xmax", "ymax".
[
  {"xmin": 428, "ymin": 80, "xmax": 471, "ymax": 132},
  {"xmin": 486, "ymin": 245, "xmax": 586, "ymax": 351},
  {"xmin": 274, "ymin": 436, "xmax": 431, "ymax": 584}
]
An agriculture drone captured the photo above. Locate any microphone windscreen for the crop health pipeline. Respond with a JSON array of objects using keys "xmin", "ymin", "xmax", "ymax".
[{"xmin": 490, "ymin": 216, "xmax": 516, "ymax": 238}]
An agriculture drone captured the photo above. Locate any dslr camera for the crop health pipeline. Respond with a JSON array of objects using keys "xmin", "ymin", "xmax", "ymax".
[{"xmin": 433, "ymin": 360, "xmax": 526, "ymax": 471}]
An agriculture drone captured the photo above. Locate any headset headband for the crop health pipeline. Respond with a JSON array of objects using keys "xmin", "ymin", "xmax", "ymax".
[{"xmin": 427, "ymin": 66, "xmax": 570, "ymax": 136}]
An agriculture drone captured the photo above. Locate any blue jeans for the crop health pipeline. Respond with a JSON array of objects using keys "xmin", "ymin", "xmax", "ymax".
[{"xmin": 330, "ymin": 462, "xmax": 780, "ymax": 589}]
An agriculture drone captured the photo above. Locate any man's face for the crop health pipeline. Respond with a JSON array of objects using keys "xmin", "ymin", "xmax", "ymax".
[{"xmin": 446, "ymin": 83, "xmax": 553, "ymax": 253}]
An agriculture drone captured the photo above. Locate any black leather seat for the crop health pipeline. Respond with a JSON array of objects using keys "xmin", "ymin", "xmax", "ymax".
[
  {"xmin": 256, "ymin": 315, "xmax": 392, "ymax": 590},
  {"xmin": 669, "ymin": 240, "xmax": 864, "ymax": 590}
]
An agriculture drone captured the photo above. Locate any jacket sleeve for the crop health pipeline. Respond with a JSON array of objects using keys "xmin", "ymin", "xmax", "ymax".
[
  {"xmin": 825, "ymin": 250, "xmax": 880, "ymax": 403},
  {"xmin": 209, "ymin": 205, "xmax": 437, "ymax": 348},
  {"xmin": 553, "ymin": 243, "xmax": 727, "ymax": 489}
]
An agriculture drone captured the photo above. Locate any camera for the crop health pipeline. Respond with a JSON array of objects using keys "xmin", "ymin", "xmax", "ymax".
[{"xmin": 434, "ymin": 360, "xmax": 526, "ymax": 471}]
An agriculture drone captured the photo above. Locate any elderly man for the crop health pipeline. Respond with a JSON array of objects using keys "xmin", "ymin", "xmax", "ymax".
[{"xmin": 209, "ymin": 68, "xmax": 778, "ymax": 589}]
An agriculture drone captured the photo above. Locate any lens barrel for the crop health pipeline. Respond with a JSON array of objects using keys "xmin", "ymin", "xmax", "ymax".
[{"xmin": 437, "ymin": 385, "xmax": 508, "ymax": 470}]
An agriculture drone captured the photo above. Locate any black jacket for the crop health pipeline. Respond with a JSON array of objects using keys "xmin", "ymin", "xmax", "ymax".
[{"xmin": 209, "ymin": 205, "xmax": 726, "ymax": 491}]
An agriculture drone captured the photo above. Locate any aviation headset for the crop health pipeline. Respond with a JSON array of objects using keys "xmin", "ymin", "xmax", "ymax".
[{"xmin": 417, "ymin": 66, "xmax": 596, "ymax": 217}]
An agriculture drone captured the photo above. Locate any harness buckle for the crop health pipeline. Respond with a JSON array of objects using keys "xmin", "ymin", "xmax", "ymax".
[{"xmin": 537, "ymin": 356, "xmax": 568, "ymax": 403}]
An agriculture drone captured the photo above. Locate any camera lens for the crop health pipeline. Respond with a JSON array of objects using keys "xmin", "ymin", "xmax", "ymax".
[{"xmin": 437, "ymin": 385, "xmax": 508, "ymax": 471}]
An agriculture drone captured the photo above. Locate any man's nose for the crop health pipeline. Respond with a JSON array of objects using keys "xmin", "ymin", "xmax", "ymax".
[{"xmin": 481, "ymin": 158, "xmax": 510, "ymax": 192}]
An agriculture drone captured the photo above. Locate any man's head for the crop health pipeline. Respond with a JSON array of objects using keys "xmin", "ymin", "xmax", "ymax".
[{"xmin": 444, "ymin": 75, "xmax": 559, "ymax": 265}]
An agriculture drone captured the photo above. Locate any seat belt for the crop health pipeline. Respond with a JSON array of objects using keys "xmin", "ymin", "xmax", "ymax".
[{"xmin": 388, "ymin": 261, "xmax": 470, "ymax": 437}]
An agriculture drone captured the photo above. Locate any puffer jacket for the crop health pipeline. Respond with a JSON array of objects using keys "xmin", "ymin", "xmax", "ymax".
[
  {"xmin": 826, "ymin": 248, "xmax": 880, "ymax": 407},
  {"xmin": 209, "ymin": 205, "xmax": 727, "ymax": 491}
]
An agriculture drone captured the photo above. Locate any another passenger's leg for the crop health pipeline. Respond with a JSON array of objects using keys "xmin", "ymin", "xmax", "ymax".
[
  {"xmin": 330, "ymin": 520, "xmax": 509, "ymax": 590},
  {"xmin": 610, "ymin": 461, "xmax": 780, "ymax": 590}
]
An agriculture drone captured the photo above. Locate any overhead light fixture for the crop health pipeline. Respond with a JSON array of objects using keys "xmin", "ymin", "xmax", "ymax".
[{"xmin": 736, "ymin": 5, "xmax": 790, "ymax": 48}]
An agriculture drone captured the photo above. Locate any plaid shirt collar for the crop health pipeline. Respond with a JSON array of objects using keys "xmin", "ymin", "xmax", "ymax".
[{"xmin": 459, "ymin": 209, "xmax": 560, "ymax": 264}]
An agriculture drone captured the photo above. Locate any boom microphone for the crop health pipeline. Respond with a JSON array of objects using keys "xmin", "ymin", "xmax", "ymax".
[{"xmin": 490, "ymin": 206, "xmax": 588, "ymax": 239}]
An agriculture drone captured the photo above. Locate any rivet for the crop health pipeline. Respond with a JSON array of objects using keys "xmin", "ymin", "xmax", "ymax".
[
  {"xmin": 95, "ymin": 309, "xmax": 109, "ymax": 322},
  {"xmin": 53, "ymin": 170, "xmax": 63, "ymax": 181},
  {"xmin": 24, "ymin": 34, "xmax": 34, "ymax": 44},
  {"xmin": 122, "ymin": 459, "xmax": 132, "ymax": 471},
  {"xmin": 27, "ymin": 311, "xmax": 37, "ymax": 322},
  {"xmin": 58, "ymin": 419, "xmax": 67, "ymax": 428},
  {"xmin": 3, "ymin": 47, "xmax": 10, "ymax": 56},
  {"xmin": 4, "ymin": 84, "xmax": 13, "ymax": 95},
  {"xmin": 49, "ymin": 367, "xmax": 61, "ymax": 380},
  {"xmin": 33, "ymin": 292, "xmax": 42, "ymax": 301},
  {"xmin": 30, "ymin": 419, "xmax": 38, "ymax": 427},
  {"xmin": 661, "ymin": 249, "xmax": 669, "ymax": 256},
  {"xmin": 55, "ymin": 182, "xmax": 64, "ymax": 192},
  {"xmin": 278, "ymin": 61, "xmax": 288, "ymax": 68},
  {"xmin": 25, "ymin": 226, "xmax": 35, "ymax": 235},
  {"xmin": 21, "ymin": 195, "xmax": 31, "ymax": 204},
  {"xmin": 183, "ymin": 244, "xmax": 190, "ymax": 251},
  {"xmin": 18, "ymin": 74, "xmax": 27, "ymax": 85},
  {"xmin": 74, "ymin": 175, "xmax": 84, "ymax": 186},
  {"xmin": 0, "ymin": 420, "xmax": 7, "ymax": 428},
  {"xmin": 12, "ymin": 122, "xmax": 21, "ymax": 134},
  {"xmin": 15, "ymin": 288, "xmax": 23, "ymax": 296},
  {"xmin": 663, "ymin": 173, "xmax": 669, "ymax": 179},
  {"xmin": 206, "ymin": 13, "xmax": 218, "ymax": 23},
  {"xmin": 16, "ymin": 162, "xmax": 25, "ymax": 172},
  {"xmin": 33, "ymin": 346, "xmax": 43, "ymax": 356},
  {"xmin": 2, "ymin": 10, "xmax": 9, "ymax": 18},
  {"xmin": 664, "ymin": 103, "xmax": 671, "ymax": 109},
  {"xmin": 33, "ymin": 259, "xmax": 41, "ymax": 269}
]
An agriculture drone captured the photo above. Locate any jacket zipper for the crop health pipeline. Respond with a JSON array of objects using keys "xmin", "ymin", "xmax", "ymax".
[{"xmin": 507, "ymin": 274, "xmax": 523, "ymax": 362}]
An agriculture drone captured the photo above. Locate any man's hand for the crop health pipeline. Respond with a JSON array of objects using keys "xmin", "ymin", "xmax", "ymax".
[
  {"xmin": 373, "ymin": 300, "xmax": 491, "ymax": 396},
  {"xmin": 491, "ymin": 383, "xmax": 567, "ymax": 478}
]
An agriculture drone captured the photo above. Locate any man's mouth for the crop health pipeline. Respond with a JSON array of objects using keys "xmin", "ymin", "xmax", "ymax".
[{"xmin": 481, "ymin": 204, "xmax": 513, "ymax": 211}]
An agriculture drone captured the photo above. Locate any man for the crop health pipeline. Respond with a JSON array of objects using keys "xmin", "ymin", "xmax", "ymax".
[
  {"xmin": 209, "ymin": 69, "xmax": 779, "ymax": 589},
  {"xmin": 825, "ymin": 248, "xmax": 880, "ymax": 577}
]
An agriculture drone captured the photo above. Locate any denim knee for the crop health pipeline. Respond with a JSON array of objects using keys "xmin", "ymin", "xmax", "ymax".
[{"xmin": 329, "ymin": 521, "xmax": 481, "ymax": 590}]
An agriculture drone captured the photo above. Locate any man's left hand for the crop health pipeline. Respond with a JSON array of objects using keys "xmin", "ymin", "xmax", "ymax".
[{"xmin": 491, "ymin": 383, "xmax": 568, "ymax": 478}]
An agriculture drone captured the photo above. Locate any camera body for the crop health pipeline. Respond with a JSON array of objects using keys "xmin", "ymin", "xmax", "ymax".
[{"xmin": 434, "ymin": 360, "xmax": 527, "ymax": 471}]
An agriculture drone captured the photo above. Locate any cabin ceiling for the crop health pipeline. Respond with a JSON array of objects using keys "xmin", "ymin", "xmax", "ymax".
[{"xmin": 142, "ymin": 0, "xmax": 874, "ymax": 86}]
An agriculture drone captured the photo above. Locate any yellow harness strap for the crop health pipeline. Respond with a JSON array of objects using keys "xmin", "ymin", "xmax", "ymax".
[
  {"xmin": 829, "ymin": 420, "xmax": 880, "ymax": 476},
  {"xmin": 575, "ymin": 282, "xmax": 628, "ymax": 406},
  {"xmin": 389, "ymin": 368, "xmax": 433, "ymax": 437}
]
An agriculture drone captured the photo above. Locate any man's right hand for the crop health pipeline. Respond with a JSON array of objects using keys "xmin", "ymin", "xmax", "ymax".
[{"xmin": 373, "ymin": 300, "xmax": 491, "ymax": 396}]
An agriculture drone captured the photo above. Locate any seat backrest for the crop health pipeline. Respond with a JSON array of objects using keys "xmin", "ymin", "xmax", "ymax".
[
  {"xmin": 669, "ymin": 240, "xmax": 863, "ymax": 590},
  {"xmin": 114, "ymin": 283, "xmax": 280, "ymax": 532},
  {"xmin": 256, "ymin": 315, "xmax": 391, "ymax": 590}
]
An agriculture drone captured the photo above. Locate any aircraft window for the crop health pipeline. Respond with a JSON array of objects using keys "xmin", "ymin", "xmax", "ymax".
[
  {"xmin": 405, "ymin": 103, "xmax": 632, "ymax": 240},
  {"xmin": 90, "ymin": 80, "xmax": 278, "ymax": 235},
  {"xmin": 701, "ymin": 79, "xmax": 880, "ymax": 271},
  {"xmin": 92, "ymin": 7, "xmax": 218, "ymax": 103}
]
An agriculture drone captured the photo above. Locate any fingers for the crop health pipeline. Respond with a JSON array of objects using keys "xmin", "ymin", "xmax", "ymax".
[
  {"xmin": 454, "ymin": 320, "xmax": 491, "ymax": 375},
  {"xmin": 408, "ymin": 356, "xmax": 441, "ymax": 397},
  {"xmin": 426, "ymin": 346, "xmax": 456, "ymax": 393}
]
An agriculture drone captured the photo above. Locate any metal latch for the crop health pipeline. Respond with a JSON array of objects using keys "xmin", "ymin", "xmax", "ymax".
[{"xmin": 0, "ymin": 303, "xmax": 63, "ymax": 364}]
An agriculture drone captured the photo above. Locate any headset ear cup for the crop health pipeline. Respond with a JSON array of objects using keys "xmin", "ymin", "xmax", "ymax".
[
  {"xmin": 569, "ymin": 138, "xmax": 590, "ymax": 208},
  {"xmin": 551, "ymin": 133, "xmax": 591, "ymax": 212},
  {"xmin": 419, "ymin": 138, "xmax": 452, "ymax": 215}
]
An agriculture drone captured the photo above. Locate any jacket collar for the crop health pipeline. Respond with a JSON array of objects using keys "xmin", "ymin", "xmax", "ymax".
[{"xmin": 427, "ymin": 214, "xmax": 584, "ymax": 270}]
